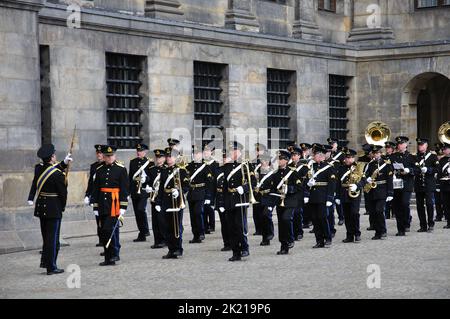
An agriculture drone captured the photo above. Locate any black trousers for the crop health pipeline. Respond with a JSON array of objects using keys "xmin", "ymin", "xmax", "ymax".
[
  {"xmin": 261, "ymin": 206, "xmax": 274, "ymax": 242},
  {"xmin": 95, "ymin": 215, "xmax": 101, "ymax": 243},
  {"xmin": 188, "ymin": 200, "xmax": 205, "ymax": 239},
  {"xmin": 151, "ymin": 202, "xmax": 167, "ymax": 245},
  {"xmin": 336, "ymin": 203, "xmax": 344, "ymax": 221},
  {"xmin": 99, "ymin": 215, "xmax": 120, "ymax": 262},
  {"xmin": 277, "ymin": 207, "xmax": 294, "ymax": 250},
  {"xmin": 309, "ymin": 203, "xmax": 328, "ymax": 245},
  {"xmin": 416, "ymin": 191, "xmax": 435, "ymax": 229},
  {"xmin": 165, "ymin": 208, "xmax": 183, "ymax": 254},
  {"xmin": 384, "ymin": 200, "xmax": 392, "ymax": 219},
  {"xmin": 293, "ymin": 207, "xmax": 304, "ymax": 237},
  {"xmin": 41, "ymin": 218, "xmax": 61, "ymax": 271},
  {"xmin": 393, "ymin": 190, "xmax": 412, "ymax": 233},
  {"xmin": 342, "ymin": 201, "xmax": 361, "ymax": 239},
  {"xmin": 442, "ymin": 191, "xmax": 450, "ymax": 226},
  {"xmin": 302, "ymin": 204, "xmax": 312, "ymax": 227},
  {"xmin": 327, "ymin": 203, "xmax": 336, "ymax": 238},
  {"xmin": 227, "ymin": 206, "xmax": 247, "ymax": 256},
  {"xmin": 204, "ymin": 203, "xmax": 215, "ymax": 231},
  {"xmin": 218, "ymin": 209, "xmax": 231, "ymax": 247},
  {"xmin": 435, "ymin": 191, "xmax": 443, "ymax": 220},
  {"xmin": 131, "ymin": 196, "xmax": 150, "ymax": 237},
  {"xmin": 367, "ymin": 199, "xmax": 387, "ymax": 237},
  {"xmin": 252, "ymin": 203, "xmax": 264, "ymax": 234}
]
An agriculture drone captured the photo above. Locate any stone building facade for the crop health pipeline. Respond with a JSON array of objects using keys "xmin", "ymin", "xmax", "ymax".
[{"xmin": 1, "ymin": 0, "xmax": 449, "ymax": 252}]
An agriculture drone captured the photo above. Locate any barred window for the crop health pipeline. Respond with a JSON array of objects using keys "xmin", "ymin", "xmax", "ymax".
[
  {"xmin": 267, "ymin": 69, "xmax": 294, "ymax": 149},
  {"xmin": 329, "ymin": 75, "xmax": 350, "ymax": 147},
  {"xmin": 318, "ymin": 0, "xmax": 336, "ymax": 12},
  {"xmin": 194, "ymin": 61, "xmax": 225, "ymax": 144},
  {"xmin": 415, "ymin": 0, "xmax": 450, "ymax": 7},
  {"xmin": 106, "ymin": 53, "xmax": 144, "ymax": 149}
]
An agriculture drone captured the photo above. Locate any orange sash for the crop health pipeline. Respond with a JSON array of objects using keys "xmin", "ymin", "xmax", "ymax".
[{"xmin": 100, "ymin": 188, "xmax": 120, "ymax": 217}]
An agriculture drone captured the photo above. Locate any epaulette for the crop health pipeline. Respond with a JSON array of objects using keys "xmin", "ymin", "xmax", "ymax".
[
  {"xmin": 115, "ymin": 161, "xmax": 125, "ymax": 167},
  {"xmin": 37, "ymin": 162, "xmax": 43, "ymax": 166},
  {"xmin": 96, "ymin": 164, "xmax": 104, "ymax": 170}
]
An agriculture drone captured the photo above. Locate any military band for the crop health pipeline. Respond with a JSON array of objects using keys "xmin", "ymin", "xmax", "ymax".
[{"xmin": 27, "ymin": 120, "xmax": 450, "ymax": 272}]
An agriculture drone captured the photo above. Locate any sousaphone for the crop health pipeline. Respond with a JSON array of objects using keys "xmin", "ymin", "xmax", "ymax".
[
  {"xmin": 365, "ymin": 121, "xmax": 391, "ymax": 146},
  {"xmin": 438, "ymin": 121, "xmax": 450, "ymax": 144}
]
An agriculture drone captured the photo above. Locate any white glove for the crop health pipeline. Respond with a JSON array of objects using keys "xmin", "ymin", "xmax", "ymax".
[
  {"xmin": 436, "ymin": 189, "xmax": 441, "ymax": 193},
  {"xmin": 366, "ymin": 177, "xmax": 373, "ymax": 183},
  {"xmin": 155, "ymin": 205, "xmax": 161, "ymax": 212},
  {"xmin": 140, "ymin": 175, "xmax": 146, "ymax": 184},
  {"xmin": 268, "ymin": 207, "xmax": 273, "ymax": 212},
  {"xmin": 349, "ymin": 184, "xmax": 357, "ymax": 192},
  {"xmin": 307, "ymin": 179, "xmax": 316, "ymax": 187},
  {"xmin": 326, "ymin": 201, "xmax": 332, "ymax": 207},
  {"xmin": 27, "ymin": 200, "xmax": 33, "ymax": 206},
  {"xmin": 204, "ymin": 199, "xmax": 211, "ymax": 205},
  {"xmin": 403, "ymin": 168, "xmax": 410, "ymax": 174},
  {"xmin": 119, "ymin": 209, "xmax": 126, "ymax": 216},
  {"xmin": 335, "ymin": 199, "xmax": 341, "ymax": 205},
  {"xmin": 447, "ymin": 167, "xmax": 450, "ymax": 174},
  {"xmin": 64, "ymin": 153, "xmax": 73, "ymax": 165},
  {"xmin": 93, "ymin": 210, "xmax": 99, "ymax": 217},
  {"xmin": 144, "ymin": 185, "xmax": 153, "ymax": 194},
  {"xmin": 421, "ymin": 167, "xmax": 427, "ymax": 174},
  {"xmin": 171, "ymin": 189, "xmax": 179, "ymax": 199},
  {"xmin": 304, "ymin": 197, "xmax": 309, "ymax": 204},
  {"xmin": 236, "ymin": 186, "xmax": 244, "ymax": 195},
  {"xmin": 83, "ymin": 196, "xmax": 90, "ymax": 205},
  {"xmin": 219, "ymin": 207, "xmax": 225, "ymax": 213},
  {"xmin": 386, "ymin": 196, "xmax": 393, "ymax": 202}
]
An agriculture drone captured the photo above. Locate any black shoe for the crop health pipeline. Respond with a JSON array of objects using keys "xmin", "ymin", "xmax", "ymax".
[
  {"xmin": 100, "ymin": 252, "xmax": 105, "ymax": 257},
  {"xmin": 325, "ymin": 240, "xmax": 332, "ymax": 246},
  {"xmin": 342, "ymin": 238, "xmax": 354, "ymax": 243},
  {"xmin": 395, "ymin": 232, "xmax": 406, "ymax": 236},
  {"xmin": 427, "ymin": 227, "xmax": 434, "ymax": 233},
  {"xmin": 260, "ymin": 241, "xmax": 270, "ymax": 246},
  {"xmin": 151, "ymin": 244, "xmax": 164, "ymax": 249},
  {"xmin": 99, "ymin": 261, "xmax": 116, "ymax": 266},
  {"xmin": 313, "ymin": 243, "xmax": 325, "ymax": 248},
  {"xmin": 288, "ymin": 242, "xmax": 295, "ymax": 249},
  {"xmin": 296, "ymin": 235, "xmax": 303, "ymax": 241},
  {"xmin": 277, "ymin": 249, "xmax": 289, "ymax": 255},
  {"xmin": 372, "ymin": 235, "xmax": 382, "ymax": 240},
  {"xmin": 199, "ymin": 235, "xmax": 205, "ymax": 241},
  {"xmin": 355, "ymin": 235, "xmax": 361, "ymax": 242},
  {"xmin": 228, "ymin": 255, "xmax": 241, "ymax": 262},
  {"xmin": 47, "ymin": 268, "xmax": 65, "ymax": 275},
  {"xmin": 133, "ymin": 237, "xmax": 146, "ymax": 242},
  {"xmin": 367, "ymin": 227, "xmax": 374, "ymax": 231},
  {"xmin": 417, "ymin": 228, "xmax": 427, "ymax": 233},
  {"xmin": 338, "ymin": 220, "xmax": 344, "ymax": 226},
  {"xmin": 221, "ymin": 246, "xmax": 232, "ymax": 251},
  {"xmin": 110, "ymin": 256, "xmax": 120, "ymax": 262},
  {"xmin": 96, "ymin": 243, "xmax": 102, "ymax": 247},
  {"xmin": 241, "ymin": 250, "xmax": 250, "ymax": 257},
  {"xmin": 162, "ymin": 253, "xmax": 177, "ymax": 259},
  {"xmin": 405, "ymin": 228, "xmax": 410, "ymax": 232},
  {"xmin": 189, "ymin": 238, "xmax": 202, "ymax": 244}
]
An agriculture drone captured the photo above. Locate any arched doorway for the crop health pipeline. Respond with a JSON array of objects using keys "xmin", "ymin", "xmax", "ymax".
[{"xmin": 401, "ymin": 72, "xmax": 450, "ymax": 147}]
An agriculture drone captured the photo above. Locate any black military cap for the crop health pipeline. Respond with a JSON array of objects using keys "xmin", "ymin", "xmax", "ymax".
[
  {"xmin": 286, "ymin": 141, "xmax": 297, "ymax": 152},
  {"xmin": 37, "ymin": 144, "xmax": 55, "ymax": 159},
  {"xmin": 300, "ymin": 143, "xmax": 312, "ymax": 150},
  {"xmin": 167, "ymin": 138, "xmax": 180, "ymax": 147},
  {"xmin": 153, "ymin": 149, "xmax": 165, "ymax": 157},
  {"xmin": 362, "ymin": 143, "xmax": 372, "ymax": 153},
  {"xmin": 415, "ymin": 138, "xmax": 429, "ymax": 145},
  {"xmin": 370, "ymin": 144, "xmax": 383, "ymax": 153},
  {"xmin": 94, "ymin": 144, "xmax": 104, "ymax": 153},
  {"xmin": 291, "ymin": 146, "xmax": 302, "ymax": 154},
  {"xmin": 395, "ymin": 136, "xmax": 409, "ymax": 144},
  {"xmin": 327, "ymin": 137, "xmax": 338, "ymax": 145},
  {"xmin": 229, "ymin": 141, "xmax": 244, "ymax": 151},
  {"xmin": 385, "ymin": 141, "xmax": 396, "ymax": 149},
  {"xmin": 165, "ymin": 147, "xmax": 179, "ymax": 157},
  {"xmin": 278, "ymin": 150, "xmax": 291, "ymax": 160},
  {"xmin": 343, "ymin": 148, "xmax": 357, "ymax": 157},
  {"xmin": 101, "ymin": 145, "xmax": 117, "ymax": 156},
  {"xmin": 312, "ymin": 144, "xmax": 327, "ymax": 154},
  {"xmin": 323, "ymin": 144, "xmax": 333, "ymax": 152},
  {"xmin": 136, "ymin": 143, "xmax": 149, "ymax": 151}
]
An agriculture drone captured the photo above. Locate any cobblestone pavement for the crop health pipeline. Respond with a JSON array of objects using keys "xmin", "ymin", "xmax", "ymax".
[{"xmin": 0, "ymin": 211, "xmax": 449, "ymax": 299}]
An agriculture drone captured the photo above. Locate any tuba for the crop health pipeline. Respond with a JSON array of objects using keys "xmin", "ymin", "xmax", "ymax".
[
  {"xmin": 365, "ymin": 121, "xmax": 391, "ymax": 146},
  {"xmin": 438, "ymin": 121, "xmax": 450, "ymax": 145},
  {"xmin": 347, "ymin": 162, "xmax": 365, "ymax": 198}
]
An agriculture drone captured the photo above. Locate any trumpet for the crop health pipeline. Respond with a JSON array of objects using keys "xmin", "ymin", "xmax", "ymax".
[
  {"xmin": 241, "ymin": 160, "xmax": 258, "ymax": 205},
  {"xmin": 363, "ymin": 167, "xmax": 379, "ymax": 193},
  {"xmin": 279, "ymin": 178, "xmax": 288, "ymax": 207},
  {"xmin": 150, "ymin": 173, "xmax": 160, "ymax": 203},
  {"xmin": 174, "ymin": 166, "xmax": 186, "ymax": 210}
]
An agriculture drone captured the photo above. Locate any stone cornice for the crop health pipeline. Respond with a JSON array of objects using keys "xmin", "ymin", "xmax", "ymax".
[{"xmin": 0, "ymin": 0, "xmax": 44, "ymax": 11}]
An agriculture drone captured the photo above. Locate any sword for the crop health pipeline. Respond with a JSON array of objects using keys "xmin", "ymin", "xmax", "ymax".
[{"xmin": 105, "ymin": 217, "xmax": 123, "ymax": 249}]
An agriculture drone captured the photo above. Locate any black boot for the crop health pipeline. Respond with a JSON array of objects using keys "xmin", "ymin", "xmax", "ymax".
[
  {"xmin": 277, "ymin": 248, "xmax": 289, "ymax": 255},
  {"xmin": 342, "ymin": 237, "xmax": 354, "ymax": 243},
  {"xmin": 228, "ymin": 255, "xmax": 241, "ymax": 261},
  {"xmin": 47, "ymin": 268, "xmax": 65, "ymax": 275},
  {"xmin": 162, "ymin": 252, "xmax": 177, "ymax": 259}
]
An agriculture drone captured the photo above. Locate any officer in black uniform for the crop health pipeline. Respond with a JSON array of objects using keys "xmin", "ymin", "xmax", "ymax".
[
  {"xmin": 335, "ymin": 148, "xmax": 366, "ymax": 243},
  {"xmin": 437, "ymin": 143, "xmax": 450, "ymax": 229},
  {"xmin": 251, "ymin": 143, "xmax": 266, "ymax": 236},
  {"xmin": 129, "ymin": 143, "xmax": 153, "ymax": 242},
  {"xmin": 270, "ymin": 150, "xmax": 302, "ymax": 255},
  {"xmin": 324, "ymin": 144, "xmax": 338, "ymax": 243},
  {"xmin": 92, "ymin": 145, "xmax": 129, "ymax": 266},
  {"xmin": 414, "ymin": 138, "xmax": 439, "ymax": 233},
  {"xmin": 222, "ymin": 141, "xmax": 256, "ymax": 261},
  {"xmin": 28, "ymin": 144, "xmax": 70, "ymax": 275},
  {"xmin": 186, "ymin": 145, "xmax": 214, "ymax": 243},
  {"xmin": 144, "ymin": 149, "xmax": 168, "ymax": 249},
  {"xmin": 203, "ymin": 143, "xmax": 219, "ymax": 233},
  {"xmin": 299, "ymin": 143, "xmax": 313, "ymax": 228},
  {"xmin": 434, "ymin": 143, "xmax": 445, "ymax": 222},
  {"xmin": 364, "ymin": 145, "xmax": 394, "ymax": 239},
  {"xmin": 155, "ymin": 147, "xmax": 189, "ymax": 259},
  {"xmin": 328, "ymin": 138, "xmax": 345, "ymax": 226},
  {"xmin": 383, "ymin": 141, "xmax": 396, "ymax": 219},
  {"xmin": 253, "ymin": 153, "xmax": 275, "ymax": 246},
  {"xmin": 83, "ymin": 144, "xmax": 105, "ymax": 247},
  {"xmin": 390, "ymin": 136, "xmax": 418, "ymax": 235},
  {"xmin": 303, "ymin": 144, "xmax": 336, "ymax": 248},
  {"xmin": 215, "ymin": 155, "xmax": 231, "ymax": 251}
]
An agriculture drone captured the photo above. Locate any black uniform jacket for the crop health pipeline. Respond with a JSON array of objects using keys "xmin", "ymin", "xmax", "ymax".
[
  {"xmin": 304, "ymin": 161, "xmax": 337, "ymax": 204},
  {"xmin": 221, "ymin": 160, "xmax": 257, "ymax": 210},
  {"xmin": 129, "ymin": 157, "xmax": 154, "ymax": 197},
  {"xmin": 186, "ymin": 161, "xmax": 214, "ymax": 202},
  {"xmin": 390, "ymin": 151, "xmax": 418, "ymax": 192},
  {"xmin": 155, "ymin": 165, "xmax": 189, "ymax": 209},
  {"xmin": 438, "ymin": 155, "xmax": 450, "ymax": 192},
  {"xmin": 364, "ymin": 158, "xmax": 394, "ymax": 200},
  {"xmin": 269, "ymin": 166, "xmax": 302, "ymax": 208},
  {"xmin": 414, "ymin": 151, "xmax": 439, "ymax": 192},
  {"xmin": 336, "ymin": 163, "xmax": 367, "ymax": 203},
  {"xmin": 85, "ymin": 161, "xmax": 104, "ymax": 198}
]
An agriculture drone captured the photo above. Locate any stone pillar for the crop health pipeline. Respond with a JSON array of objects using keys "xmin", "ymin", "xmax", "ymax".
[
  {"xmin": 225, "ymin": 0, "xmax": 260, "ymax": 33},
  {"xmin": 145, "ymin": 0, "xmax": 184, "ymax": 21},
  {"xmin": 292, "ymin": 0, "xmax": 322, "ymax": 41},
  {"xmin": 347, "ymin": 0, "xmax": 395, "ymax": 45}
]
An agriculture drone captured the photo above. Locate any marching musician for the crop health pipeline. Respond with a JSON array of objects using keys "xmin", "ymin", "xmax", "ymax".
[
  {"xmin": 252, "ymin": 143, "xmax": 266, "ymax": 236},
  {"xmin": 203, "ymin": 143, "xmax": 219, "ymax": 234},
  {"xmin": 129, "ymin": 143, "xmax": 153, "ymax": 242},
  {"xmin": 364, "ymin": 145, "xmax": 393, "ymax": 239},
  {"xmin": 28, "ymin": 144, "xmax": 71, "ymax": 275},
  {"xmin": 270, "ymin": 150, "xmax": 302, "ymax": 255},
  {"xmin": 91, "ymin": 145, "xmax": 129, "ymax": 266},
  {"xmin": 144, "ymin": 149, "xmax": 168, "ymax": 249},
  {"xmin": 84, "ymin": 144, "xmax": 105, "ymax": 247},
  {"xmin": 324, "ymin": 144, "xmax": 338, "ymax": 243},
  {"xmin": 154, "ymin": 147, "xmax": 189, "ymax": 259},
  {"xmin": 383, "ymin": 141, "xmax": 396, "ymax": 219},
  {"xmin": 186, "ymin": 145, "xmax": 214, "ymax": 244},
  {"xmin": 335, "ymin": 148, "xmax": 366, "ymax": 243},
  {"xmin": 414, "ymin": 138, "xmax": 439, "ymax": 233},
  {"xmin": 328, "ymin": 138, "xmax": 345, "ymax": 225},
  {"xmin": 304, "ymin": 144, "xmax": 337, "ymax": 248},
  {"xmin": 299, "ymin": 143, "xmax": 313, "ymax": 228},
  {"xmin": 437, "ymin": 143, "xmax": 450, "ymax": 229},
  {"xmin": 215, "ymin": 154, "xmax": 231, "ymax": 251},
  {"xmin": 434, "ymin": 143, "xmax": 445, "ymax": 222}
]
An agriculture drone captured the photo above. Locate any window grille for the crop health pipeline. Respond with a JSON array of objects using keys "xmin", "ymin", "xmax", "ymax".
[{"xmin": 329, "ymin": 75, "xmax": 350, "ymax": 147}]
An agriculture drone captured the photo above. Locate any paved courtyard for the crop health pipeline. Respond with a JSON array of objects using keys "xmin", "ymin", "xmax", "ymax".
[{"xmin": 0, "ymin": 212, "xmax": 449, "ymax": 299}]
